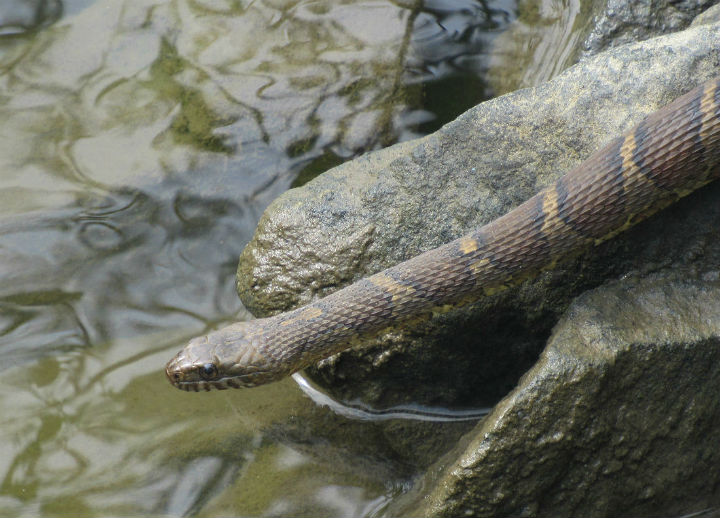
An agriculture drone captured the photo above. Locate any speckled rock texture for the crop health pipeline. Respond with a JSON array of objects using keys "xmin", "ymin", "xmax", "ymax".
[
  {"xmin": 692, "ymin": 2, "xmax": 720, "ymax": 24},
  {"xmin": 237, "ymin": 16, "xmax": 720, "ymax": 408},
  {"xmin": 581, "ymin": 0, "xmax": 718, "ymax": 57}
]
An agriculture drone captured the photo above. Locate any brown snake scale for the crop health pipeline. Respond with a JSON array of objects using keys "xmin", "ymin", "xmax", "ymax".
[{"xmin": 166, "ymin": 77, "xmax": 720, "ymax": 391}]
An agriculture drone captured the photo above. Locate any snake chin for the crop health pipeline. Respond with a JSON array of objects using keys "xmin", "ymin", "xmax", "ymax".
[{"xmin": 169, "ymin": 375, "xmax": 268, "ymax": 391}]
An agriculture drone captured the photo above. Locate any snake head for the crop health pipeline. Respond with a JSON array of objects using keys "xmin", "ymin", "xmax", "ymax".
[{"xmin": 165, "ymin": 320, "xmax": 278, "ymax": 391}]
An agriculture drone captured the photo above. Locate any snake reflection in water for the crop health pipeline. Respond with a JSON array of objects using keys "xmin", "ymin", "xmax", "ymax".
[{"xmin": 166, "ymin": 77, "xmax": 720, "ymax": 392}]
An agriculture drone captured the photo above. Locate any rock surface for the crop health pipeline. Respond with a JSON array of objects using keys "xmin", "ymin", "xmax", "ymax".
[
  {"xmin": 393, "ymin": 272, "xmax": 720, "ymax": 517},
  {"xmin": 580, "ymin": 0, "xmax": 718, "ymax": 58},
  {"xmin": 488, "ymin": 0, "xmax": 717, "ymax": 95},
  {"xmin": 236, "ymin": 18, "xmax": 720, "ymax": 409}
]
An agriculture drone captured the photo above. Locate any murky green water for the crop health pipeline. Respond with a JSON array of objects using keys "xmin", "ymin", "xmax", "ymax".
[{"xmin": 0, "ymin": 0, "xmax": 589, "ymax": 516}]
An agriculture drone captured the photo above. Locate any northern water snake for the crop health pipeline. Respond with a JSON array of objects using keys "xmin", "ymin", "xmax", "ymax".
[{"xmin": 166, "ymin": 77, "xmax": 720, "ymax": 391}]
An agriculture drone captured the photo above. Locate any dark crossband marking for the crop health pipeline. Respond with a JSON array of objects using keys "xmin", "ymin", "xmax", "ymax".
[{"xmin": 699, "ymin": 81, "xmax": 720, "ymax": 179}]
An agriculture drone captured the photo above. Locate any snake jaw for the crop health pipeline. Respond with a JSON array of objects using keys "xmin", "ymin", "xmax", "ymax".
[{"xmin": 165, "ymin": 355, "xmax": 261, "ymax": 391}]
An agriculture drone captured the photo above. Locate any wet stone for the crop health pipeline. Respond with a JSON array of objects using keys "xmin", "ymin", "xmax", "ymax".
[{"xmin": 393, "ymin": 272, "xmax": 720, "ymax": 517}]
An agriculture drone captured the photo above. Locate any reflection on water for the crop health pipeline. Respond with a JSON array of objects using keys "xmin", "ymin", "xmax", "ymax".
[
  {"xmin": 0, "ymin": 1, "xmax": 62, "ymax": 36},
  {"xmin": 489, "ymin": 0, "xmax": 585, "ymax": 93},
  {"xmin": 0, "ymin": 0, "xmax": 589, "ymax": 516},
  {"xmin": 0, "ymin": 182, "xmax": 254, "ymax": 370},
  {"xmin": 293, "ymin": 373, "xmax": 491, "ymax": 422}
]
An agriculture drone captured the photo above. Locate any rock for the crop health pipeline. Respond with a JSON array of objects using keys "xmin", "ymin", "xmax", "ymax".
[
  {"xmin": 392, "ymin": 272, "xmax": 720, "ymax": 517},
  {"xmin": 486, "ymin": 0, "xmax": 715, "ymax": 95},
  {"xmin": 236, "ymin": 18, "xmax": 720, "ymax": 408},
  {"xmin": 691, "ymin": 2, "xmax": 720, "ymax": 25},
  {"xmin": 580, "ymin": 0, "xmax": 717, "ymax": 58}
]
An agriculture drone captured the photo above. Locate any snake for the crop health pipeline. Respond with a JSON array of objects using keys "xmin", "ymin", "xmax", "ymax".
[{"xmin": 166, "ymin": 77, "xmax": 720, "ymax": 392}]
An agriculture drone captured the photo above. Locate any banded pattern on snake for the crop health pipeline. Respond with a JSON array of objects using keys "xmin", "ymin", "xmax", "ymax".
[{"xmin": 166, "ymin": 77, "xmax": 720, "ymax": 391}]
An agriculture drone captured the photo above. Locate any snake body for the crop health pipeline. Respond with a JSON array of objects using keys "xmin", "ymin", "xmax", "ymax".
[{"xmin": 167, "ymin": 77, "xmax": 720, "ymax": 391}]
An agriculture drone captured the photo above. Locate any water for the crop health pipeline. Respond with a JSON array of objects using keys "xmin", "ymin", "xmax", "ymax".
[{"xmin": 0, "ymin": 0, "xmax": 588, "ymax": 515}]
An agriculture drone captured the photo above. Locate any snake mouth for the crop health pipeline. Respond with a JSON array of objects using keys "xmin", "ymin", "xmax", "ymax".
[
  {"xmin": 172, "ymin": 379, "xmax": 231, "ymax": 392},
  {"xmin": 170, "ymin": 375, "xmax": 265, "ymax": 391}
]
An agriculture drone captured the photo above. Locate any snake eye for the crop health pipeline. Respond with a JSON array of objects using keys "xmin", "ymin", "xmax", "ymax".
[{"xmin": 199, "ymin": 363, "xmax": 218, "ymax": 380}]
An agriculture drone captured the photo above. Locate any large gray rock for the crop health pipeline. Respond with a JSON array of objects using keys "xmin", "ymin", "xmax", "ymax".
[
  {"xmin": 236, "ymin": 18, "xmax": 720, "ymax": 407},
  {"xmin": 391, "ymin": 272, "xmax": 720, "ymax": 517}
]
